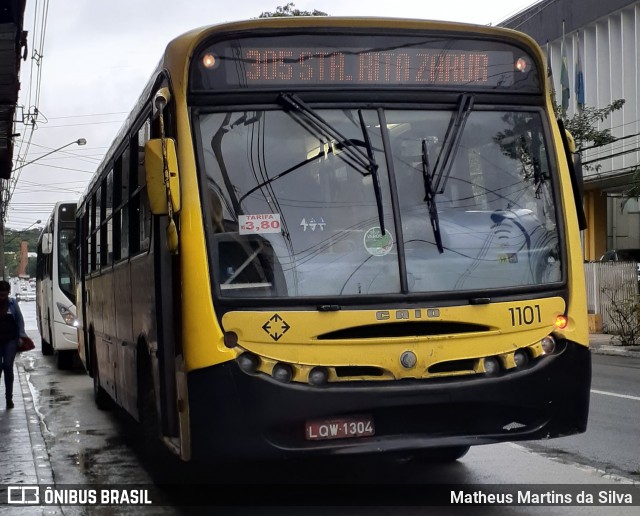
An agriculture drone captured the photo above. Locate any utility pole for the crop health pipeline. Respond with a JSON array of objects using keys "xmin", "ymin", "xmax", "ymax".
[
  {"xmin": 0, "ymin": 186, "xmax": 7, "ymax": 280},
  {"xmin": 0, "ymin": 218, "xmax": 5, "ymax": 280}
]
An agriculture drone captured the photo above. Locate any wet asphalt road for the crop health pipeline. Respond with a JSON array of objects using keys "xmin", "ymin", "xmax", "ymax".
[{"xmin": 12, "ymin": 301, "xmax": 640, "ymax": 515}]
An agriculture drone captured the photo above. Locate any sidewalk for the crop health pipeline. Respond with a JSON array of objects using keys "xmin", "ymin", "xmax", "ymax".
[
  {"xmin": 0, "ymin": 350, "xmax": 59, "ymax": 513},
  {"xmin": 588, "ymin": 333, "xmax": 640, "ymax": 358},
  {"xmin": 0, "ymin": 355, "xmax": 53, "ymax": 485},
  {"xmin": 1, "ymin": 334, "xmax": 638, "ymax": 507}
]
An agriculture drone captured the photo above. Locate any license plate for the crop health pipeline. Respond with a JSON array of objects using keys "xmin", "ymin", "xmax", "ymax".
[{"xmin": 305, "ymin": 414, "xmax": 375, "ymax": 441}]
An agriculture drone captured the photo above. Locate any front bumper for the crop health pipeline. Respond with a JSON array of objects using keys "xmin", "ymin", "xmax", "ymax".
[{"xmin": 188, "ymin": 340, "xmax": 591, "ymax": 460}]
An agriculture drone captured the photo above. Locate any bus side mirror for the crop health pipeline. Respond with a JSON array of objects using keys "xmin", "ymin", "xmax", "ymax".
[
  {"xmin": 41, "ymin": 233, "xmax": 53, "ymax": 254},
  {"xmin": 564, "ymin": 129, "xmax": 576, "ymax": 153},
  {"xmin": 558, "ymin": 122, "xmax": 587, "ymax": 230},
  {"xmin": 145, "ymin": 138, "xmax": 181, "ymax": 215},
  {"xmin": 564, "ymin": 129, "xmax": 584, "ymax": 197}
]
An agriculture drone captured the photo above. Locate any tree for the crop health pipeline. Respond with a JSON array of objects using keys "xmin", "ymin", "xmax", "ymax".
[
  {"xmin": 553, "ymin": 99, "xmax": 640, "ymax": 216},
  {"xmin": 622, "ymin": 168, "xmax": 640, "ymax": 203},
  {"xmin": 554, "ymin": 99, "xmax": 625, "ymax": 167},
  {"xmin": 554, "ymin": 99, "xmax": 640, "ymax": 207},
  {"xmin": 259, "ymin": 3, "xmax": 328, "ymax": 17}
]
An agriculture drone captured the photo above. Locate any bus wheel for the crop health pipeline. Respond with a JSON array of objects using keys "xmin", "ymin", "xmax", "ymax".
[
  {"xmin": 137, "ymin": 342, "xmax": 158, "ymax": 440},
  {"xmin": 57, "ymin": 350, "xmax": 72, "ymax": 370},
  {"xmin": 412, "ymin": 446, "xmax": 470, "ymax": 463},
  {"xmin": 91, "ymin": 341, "xmax": 112, "ymax": 410},
  {"xmin": 41, "ymin": 337, "xmax": 53, "ymax": 356}
]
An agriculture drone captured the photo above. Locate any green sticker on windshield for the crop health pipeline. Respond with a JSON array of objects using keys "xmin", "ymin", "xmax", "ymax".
[{"xmin": 363, "ymin": 227, "xmax": 393, "ymax": 256}]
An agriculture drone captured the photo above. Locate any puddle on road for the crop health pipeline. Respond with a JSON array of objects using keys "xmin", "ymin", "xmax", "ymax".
[
  {"xmin": 20, "ymin": 352, "xmax": 38, "ymax": 372},
  {"xmin": 25, "ymin": 371, "xmax": 54, "ymax": 438},
  {"xmin": 67, "ymin": 448, "xmax": 98, "ymax": 471},
  {"xmin": 42, "ymin": 381, "xmax": 73, "ymax": 405},
  {"xmin": 62, "ymin": 428, "xmax": 107, "ymax": 437},
  {"xmin": 66, "ymin": 441, "xmax": 150, "ymax": 485}
]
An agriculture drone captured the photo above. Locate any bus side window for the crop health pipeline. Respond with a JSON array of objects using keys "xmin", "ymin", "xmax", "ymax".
[
  {"xmin": 112, "ymin": 156, "xmax": 122, "ymax": 262},
  {"xmin": 103, "ymin": 170, "xmax": 113, "ymax": 266},
  {"xmin": 121, "ymin": 144, "xmax": 131, "ymax": 259},
  {"xmin": 137, "ymin": 119, "xmax": 152, "ymax": 253}
]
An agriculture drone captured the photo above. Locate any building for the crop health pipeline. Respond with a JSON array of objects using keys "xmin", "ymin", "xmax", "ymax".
[
  {"xmin": 0, "ymin": 0, "xmax": 28, "ymax": 279},
  {"xmin": 501, "ymin": 0, "xmax": 640, "ymax": 261},
  {"xmin": 0, "ymin": 0, "xmax": 27, "ymax": 181}
]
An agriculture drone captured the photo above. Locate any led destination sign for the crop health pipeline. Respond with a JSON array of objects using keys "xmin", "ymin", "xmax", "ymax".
[
  {"xmin": 242, "ymin": 49, "xmax": 495, "ymax": 85},
  {"xmin": 191, "ymin": 34, "xmax": 540, "ymax": 92}
]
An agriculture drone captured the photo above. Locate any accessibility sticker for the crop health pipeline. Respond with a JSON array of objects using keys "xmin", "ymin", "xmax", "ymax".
[{"xmin": 363, "ymin": 227, "xmax": 393, "ymax": 256}]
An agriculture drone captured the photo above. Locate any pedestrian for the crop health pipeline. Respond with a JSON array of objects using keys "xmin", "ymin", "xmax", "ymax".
[{"xmin": 0, "ymin": 280, "xmax": 32, "ymax": 409}]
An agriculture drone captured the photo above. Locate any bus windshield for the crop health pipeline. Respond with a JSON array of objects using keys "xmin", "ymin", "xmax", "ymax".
[
  {"xmin": 58, "ymin": 226, "xmax": 76, "ymax": 304},
  {"xmin": 198, "ymin": 106, "xmax": 560, "ymax": 299}
]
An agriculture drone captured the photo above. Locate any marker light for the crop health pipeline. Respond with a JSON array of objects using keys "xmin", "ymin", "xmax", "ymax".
[
  {"xmin": 540, "ymin": 335, "xmax": 556, "ymax": 354},
  {"xmin": 223, "ymin": 331, "xmax": 238, "ymax": 348},
  {"xmin": 272, "ymin": 363, "xmax": 293, "ymax": 383},
  {"xmin": 308, "ymin": 367, "xmax": 329, "ymax": 386},
  {"xmin": 515, "ymin": 57, "xmax": 528, "ymax": 72},
  {"xmin": 237, "ymin": 352, "xmax": 260, "ymax": 374},
  {"xmin": 554, "ymin": 315, "xmax": 568, "ymax": 329},
  {"xmin": 483, "ymin": 357, "xmax": 501, "ymax": 376},
  {"xmin": 202, "ymin": 53, "xmax": 217, "ymax": 69}
]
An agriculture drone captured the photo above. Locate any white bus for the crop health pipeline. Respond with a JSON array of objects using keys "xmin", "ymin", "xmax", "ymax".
[{"xmin": 36, "ymin": 202, "xmax": 79, "ymax": 369}]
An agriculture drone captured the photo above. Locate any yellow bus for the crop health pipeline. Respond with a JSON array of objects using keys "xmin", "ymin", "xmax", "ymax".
[{"xmin": 76, "ymin": 17, "xmax": 590, "ymax": 462}]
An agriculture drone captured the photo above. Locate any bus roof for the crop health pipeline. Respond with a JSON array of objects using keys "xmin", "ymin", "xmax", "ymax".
[{"xmin": 78, "ymin": 17, "xmax": 546, "ymax": 206}]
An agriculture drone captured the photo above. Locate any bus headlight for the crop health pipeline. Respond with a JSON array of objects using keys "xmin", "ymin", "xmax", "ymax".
[
  {"xmin": 272, "ymin": 363, "xmax": 293, "ymax": 383},
  {"xmin": 237, "ymin": 352, "xmax": 260, "ymax": 374},
  {"xmin": 56, "ymin": 302, "xmax": 77, "ymax": 327},
  {"xmin": 483, "ymin": 357, "xmax": 501, "ymax": 376},
  {"xmin": 308, "ymin": 366, "xmax": 329, "ymax": 386},
  {"xmin": 513, "ymin": 349, "xmax": 529, "ymax": 368},
  {"xmin": 541, "ymin": 335, "xmax": 556, "ymax": 354}
]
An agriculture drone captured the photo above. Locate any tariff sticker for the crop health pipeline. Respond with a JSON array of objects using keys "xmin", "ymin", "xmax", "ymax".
[{"xmin": 239, "ymin": 214, "xmax": 282, "ymax": 235}]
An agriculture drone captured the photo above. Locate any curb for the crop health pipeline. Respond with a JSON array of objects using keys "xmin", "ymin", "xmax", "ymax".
[
  {"xmin": 16, "ymin": 357, "xmax": 64, "ymax": 515},
  {"xmin": 17, "ymin": 361, "xmax": 56, "ymax": 485},
  {"xmin": 590, "ymin": 346, "xmax": 640, "ymax": 358}
]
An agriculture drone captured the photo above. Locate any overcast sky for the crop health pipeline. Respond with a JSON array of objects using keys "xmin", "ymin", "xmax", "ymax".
[{"xmin": 8, "ymin": 0, "xmax": 538, "ymax": 229}]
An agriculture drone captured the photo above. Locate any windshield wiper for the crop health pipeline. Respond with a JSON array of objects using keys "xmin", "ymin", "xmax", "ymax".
[
  {"xmin": 417, "ymin": 93, "xmax": 473, "ymax": 253},
  {"xmin": 422, "ymin": 139, "xmax": 444, "ymax": 253},
  {"xmin": 279, "ymin": 93, "xmax": 386, "ymax": 235},
  {"xmin": 432, "ymin": 93, "xmax": 474, "ymax": 194},
  {"xmin": 237, "ymin": 149, "xmax": 327, "ymax": 209},
  {"xmin": 357, "ymin": 110, "xmax": 385, "ymax": 236}
]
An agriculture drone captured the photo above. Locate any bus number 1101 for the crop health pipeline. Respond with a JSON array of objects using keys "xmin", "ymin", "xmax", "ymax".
[{"xmin": 509, "ymin": 305, "xmax": 541, "ymax": 326}]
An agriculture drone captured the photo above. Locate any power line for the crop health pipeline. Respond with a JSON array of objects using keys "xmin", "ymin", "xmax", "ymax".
[
  {"xmin": 581, "ymin": 132, "xmax": 640, "ymax": 152},
  {"xmin": 582, "ymin": 145, "xmax": 640, "ymax": 165},
  {"xmin": 500, "ymin": 0, "xmax": 560, "ymax": 29},
  {"xmin": 36, "ymin": 120, "xmax": 123, "ymax": 129},
  {"xmin": 46, "ymin": 111, "xmax": 129, "ymax": 120},
  {"xmin": 14, "ymin": 162, "xmax": 95, "ymax": 174}
]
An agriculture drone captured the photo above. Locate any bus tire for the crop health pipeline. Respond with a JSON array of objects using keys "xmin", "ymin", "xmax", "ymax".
[
  {"xmin": 412, "ymin": 445, "xmax": 470, "ymax": 463},
  {"xmin": 57, "ymin": 350, "xmax": 72, "ymax": 370},
  {"xmin": 137, "ymin": 341, "xmax": 158, "ymax": 441},
  {"xmin": 41, "ymin": 337, "xmax": 53, "ymax": 356},
  {"xmin": 91, "ymin": 337, "xmax": 112, "ymax": 410},
  {"xmin": 42, "ymin": 321, "xmax": 53, "ymax": 355}
]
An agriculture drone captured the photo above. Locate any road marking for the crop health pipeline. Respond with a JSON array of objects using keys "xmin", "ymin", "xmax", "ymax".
[{"xmin": 591, "ymin": 389, "xmax": 640, "ymax": 401}]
